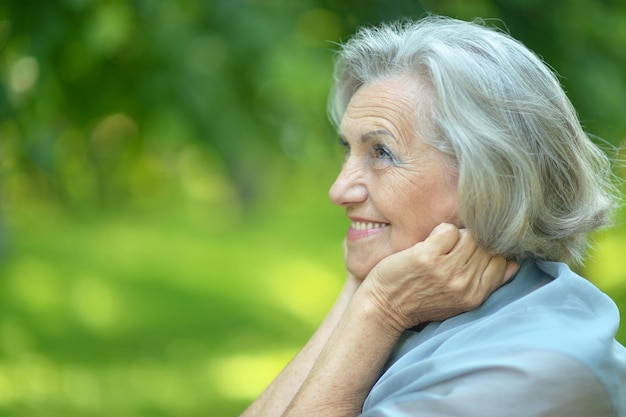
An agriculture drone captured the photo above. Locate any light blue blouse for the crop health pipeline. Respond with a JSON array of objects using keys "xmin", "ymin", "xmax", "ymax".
[{"xmin": 362, "ymin": 260, "xmax": 626, "ymax": 416}]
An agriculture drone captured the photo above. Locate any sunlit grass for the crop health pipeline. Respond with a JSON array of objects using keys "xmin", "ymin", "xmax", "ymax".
[
  {"xmin": 0, "ymin": 173, "xmax": 347, "ymax": 416},
  {"xmin": 211, "ymin": 349, "xmax": 298, "ymax": 401}
]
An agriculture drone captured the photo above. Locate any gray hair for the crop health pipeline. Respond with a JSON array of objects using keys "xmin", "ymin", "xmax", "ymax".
[{"xmin": 329, "ymin": 15, "xmax": 618, "ymax": 265}]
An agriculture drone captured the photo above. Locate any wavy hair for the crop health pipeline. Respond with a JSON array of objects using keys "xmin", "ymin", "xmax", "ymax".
[{"xmin": 329, "ymin": 15, "xmax": 618, "ymax": 264}]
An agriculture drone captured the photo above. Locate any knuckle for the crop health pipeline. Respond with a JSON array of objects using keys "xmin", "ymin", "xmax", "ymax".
[
  {"xmin": 438, "ymin": 222, "xmax": 458, "ymax": 235},
  {"xmin": 446, "ymin": 276, "xmax": 468, "ymax": 294},
  {"xmin": 413, "ymin": 250, "xmax": 436, "ymax": 270},
  {"xmin": 430, "ymin": 222, "xmax": 457, "ymax": 239}
]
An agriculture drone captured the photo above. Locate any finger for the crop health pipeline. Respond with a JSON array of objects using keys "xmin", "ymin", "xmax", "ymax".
[
  {"xmin": 341, "ymin": 238, "xmax": 349, "ymax": 264},
  {"xmin": 449, "ymin": 230, "xmax": 492, "ymax": 277},
  {"xmin": 466, "ymin": 248, "xmax": 493, "ymax": 282},
  {"xmin": 503, "ymin": 261, "xmax": 520, "ymax": 283},
  {"xmin": 450, "ymin": 254, "xmax": 506, "ymax": 312},
  {"xmin": 447, "ymin": 229, "xmax": 480, "ymax": 265},
  {"xmin": 478, "ymin": 255, "xmax": 508, "ymax": 294},
  {"xmin": 423, "ymin": 223, "xmax": 461, "ymax": 255}
]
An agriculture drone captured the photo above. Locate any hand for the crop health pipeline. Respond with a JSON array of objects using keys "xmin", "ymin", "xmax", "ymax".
[{"xmin": 358, "ymin": 223, "xmax": 518, "ymax": 335}]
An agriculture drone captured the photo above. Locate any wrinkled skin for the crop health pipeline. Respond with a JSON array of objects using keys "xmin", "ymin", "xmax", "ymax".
[{"xmin": 329, "ymin": 76, "xmax": 459, "ymax": 281}]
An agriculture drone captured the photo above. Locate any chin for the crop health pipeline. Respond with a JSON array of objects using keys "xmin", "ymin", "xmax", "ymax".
[{"xmin": 347, "ymin": 260, "xmax": 375, "ymax": 281}]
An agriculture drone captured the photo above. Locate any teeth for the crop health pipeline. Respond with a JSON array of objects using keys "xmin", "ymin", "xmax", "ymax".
[{"xmin": 351, "ymin": 221, "xmax": 388, "ymax": 231}]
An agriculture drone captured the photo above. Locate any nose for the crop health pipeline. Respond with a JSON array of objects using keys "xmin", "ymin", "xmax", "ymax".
[{"xmin": 329, "ymin": 158, "xmax": 368, "ymax": 207}]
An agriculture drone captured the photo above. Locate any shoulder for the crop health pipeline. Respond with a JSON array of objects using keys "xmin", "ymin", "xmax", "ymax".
[
  {"xmin": 362, "ymin": 260, "xmax": 626, "ymax": 415},
  {"xmin": 364, "ymin": 348, "xmax": 618, "ymax": 416}
]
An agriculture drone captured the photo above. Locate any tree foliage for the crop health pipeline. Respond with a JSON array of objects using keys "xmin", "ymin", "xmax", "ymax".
[{"xmin": 2, "ymin": 0, "xmax": 624, "ymax": 211}]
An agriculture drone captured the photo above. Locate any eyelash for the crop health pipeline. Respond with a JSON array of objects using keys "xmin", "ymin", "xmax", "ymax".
[
  {"xmin": 373, "ymin": 144, "xmax": 393, "ymax": 160},
  {"xmin": 337, "ymin": 137, "xmax": 397, "ymax": 164}
]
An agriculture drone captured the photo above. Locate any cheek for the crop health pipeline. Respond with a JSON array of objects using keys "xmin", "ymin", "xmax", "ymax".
[
  {"xmin": 438, "ymin": 174, "xmax": 460, "ymax": 221},
  {"xmin": 393, "ymin": 179, "xmax": 459, "ymax": 237}
]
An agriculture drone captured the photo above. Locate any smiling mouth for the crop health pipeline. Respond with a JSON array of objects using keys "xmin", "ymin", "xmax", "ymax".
[{"xmin": 351, "ymin": 221, "xmax": 390, "ymax": 231}]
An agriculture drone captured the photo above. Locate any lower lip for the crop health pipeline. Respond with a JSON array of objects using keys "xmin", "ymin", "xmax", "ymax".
[{"xmin": 347, "ymin": 225, "xmax": 389, "ymax": 241}]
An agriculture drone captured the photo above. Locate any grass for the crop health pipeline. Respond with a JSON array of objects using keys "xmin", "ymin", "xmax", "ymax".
[{"xmin": 0, "ymin": 178, "xmax": 347, "ymax": 416}]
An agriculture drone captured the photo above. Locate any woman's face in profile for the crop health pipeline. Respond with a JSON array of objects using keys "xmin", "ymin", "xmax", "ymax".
[{"xmin": 329, "ymin": 76, "xmax": 459, "ymax": 280}]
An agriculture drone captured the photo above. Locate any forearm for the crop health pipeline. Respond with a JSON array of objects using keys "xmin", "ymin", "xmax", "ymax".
[
  {"xmin": 240, "ymin": 277, "xmax": 360, "ymax": 417},
  {"xmin": 283, "ymin": 290, "xmax": 402, "ymax": 417},
  {"xmin": 243, "ymin": 226, "xmax": 515, "ymax": 417}
]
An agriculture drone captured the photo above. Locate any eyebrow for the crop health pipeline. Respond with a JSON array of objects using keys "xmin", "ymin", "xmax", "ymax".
[{"xmin": 360, "ymin": 129, "xmax": 397, "ymax": 144}]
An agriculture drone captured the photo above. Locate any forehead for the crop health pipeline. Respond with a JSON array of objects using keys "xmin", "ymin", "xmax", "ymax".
[{"xmin": 339, "ymin": 76, "xmax": 426, "ymax": 135}]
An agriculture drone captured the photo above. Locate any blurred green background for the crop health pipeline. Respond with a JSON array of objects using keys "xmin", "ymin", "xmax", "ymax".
[{"xmin": 0, "ymin": 0, "xmax": 625, "ymax": 416}]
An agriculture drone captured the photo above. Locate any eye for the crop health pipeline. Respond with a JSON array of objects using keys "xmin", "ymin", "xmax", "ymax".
[{"xmin": 373, "ymin": 144, "xmax": 393, "ymax": 160}]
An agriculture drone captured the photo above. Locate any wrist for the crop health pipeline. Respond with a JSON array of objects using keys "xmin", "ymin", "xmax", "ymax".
[{"xmin": 351, "ymin": 284, "xmax": 407, "ymax": 340}]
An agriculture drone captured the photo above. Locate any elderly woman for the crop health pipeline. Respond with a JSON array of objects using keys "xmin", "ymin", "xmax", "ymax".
[{"xmin": 241, "ymin": 16, "xmax": 626, "ymax": 416}]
